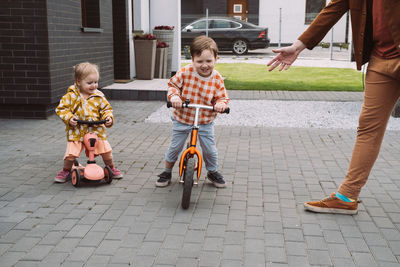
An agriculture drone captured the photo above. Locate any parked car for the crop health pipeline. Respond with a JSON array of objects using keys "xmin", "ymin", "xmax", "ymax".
[{"xmin": 181, "ymin": 16, "xmax": 270, "ymax": 55}]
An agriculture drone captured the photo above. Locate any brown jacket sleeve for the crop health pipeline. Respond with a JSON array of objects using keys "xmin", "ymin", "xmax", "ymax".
[{"xmin": 298, "ymin": 0, "xmax": 349, "ymax": 50}]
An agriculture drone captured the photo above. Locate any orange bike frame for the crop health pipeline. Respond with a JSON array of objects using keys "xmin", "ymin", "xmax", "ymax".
[{"xmin": 178, "ymin": 128, "xmax": 202, "ymax": 184}]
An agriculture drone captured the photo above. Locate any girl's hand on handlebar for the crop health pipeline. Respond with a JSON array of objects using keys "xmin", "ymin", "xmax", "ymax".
[
  {"xmin": 69, "ymin": 116, "xmax": 78, "ymax": 127},
  {"xmin": 214, "ymin": 102, "xmax": 227, "ymax": 113},
  {"xmin": 172, "ymin": 97, "xmax": 183, "ymax": 109},
  {"xmin": 105, "ymin": 116, "xmax": 113, "ymax": 127}
]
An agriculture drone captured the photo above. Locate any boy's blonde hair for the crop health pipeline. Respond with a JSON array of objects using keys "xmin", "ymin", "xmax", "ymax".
[
  {"xmin": 190, "ymin": 35, "xmax": 218, "ymax": 59},
  {"xmin": 74, "ymin": 62, "xmax": 99, "ymax": 82}
]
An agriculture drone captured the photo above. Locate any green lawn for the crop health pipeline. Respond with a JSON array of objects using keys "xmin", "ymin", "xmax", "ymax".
[{"xmin": 184, "ymin": 63, "xmax": 363, "ymax": 91}]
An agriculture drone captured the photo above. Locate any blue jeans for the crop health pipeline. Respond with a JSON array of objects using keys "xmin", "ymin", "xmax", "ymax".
[{"xmin": 165, "ymin": 117, "xmax": 218, "ymax": 172}]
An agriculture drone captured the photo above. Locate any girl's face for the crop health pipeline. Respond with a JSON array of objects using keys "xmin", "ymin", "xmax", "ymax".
[
  {"xmin": 192, "ymin": 49, "xmax": 216, "ymax": 77},
  {"xmin": 76, "ymin": 72, "xmax": 99, "ymax": 96}
]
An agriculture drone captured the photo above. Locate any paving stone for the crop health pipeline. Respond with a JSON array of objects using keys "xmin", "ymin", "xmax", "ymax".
[
  {"xmin": 9, "ymin": 237, "xmax": 41, "ymax": 252},
  {"xmin": 179, "ymin": 242, "xmax": 202, "ymax": 258},
  {"xmin": 285, "ymin": 241, "xmax": 307, "ymax": 256},
  {"xmin": 200, "ymin": 251, "xmax": 221, "ymax": 266},
  {"xmin": 266, "ymin": 246, "xmax": 287, "ymax": 263},
  {"xmin": 244, "ymin": 253, "xmax": 265, "ymax": 267},
  {"xmin": 352, "ymin": 252, "xmax": 378, "ymax": 266},
  {"xmin": 22, "ymin": 245, "xmax": 53, "ymax": 261},
  {"xmin": 94, "ymin": 240, "xmax": 121, "ymax": 256}
]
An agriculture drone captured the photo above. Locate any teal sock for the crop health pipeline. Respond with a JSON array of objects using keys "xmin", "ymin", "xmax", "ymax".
[
  {"xmin": 164, "ymin": 167, "xmax": 172, "ymax": 173},
  {"xmin": 335, "ymin": 192, "xmax": 354, "ymax": 202}
]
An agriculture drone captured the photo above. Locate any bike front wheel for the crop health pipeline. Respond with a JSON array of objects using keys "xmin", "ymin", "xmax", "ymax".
[{"xmin": 182, "ymin": 157, "xmax": 195, "ymax": 209}]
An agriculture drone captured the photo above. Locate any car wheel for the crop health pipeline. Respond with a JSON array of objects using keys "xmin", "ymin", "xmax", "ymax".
[{"xmin": 232, "ymin": 39, "xmax": 248, "ymax": 55}]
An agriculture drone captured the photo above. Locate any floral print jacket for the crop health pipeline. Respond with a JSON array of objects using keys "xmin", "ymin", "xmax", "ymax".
[{"xmin": 55, "ymin": 85, "xmax": 114, "ymax": 141}]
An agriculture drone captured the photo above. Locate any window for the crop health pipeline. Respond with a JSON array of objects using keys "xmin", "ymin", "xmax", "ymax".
[
  {"xmin": 305, "ymin": 0, "xmax": 326, "ymax": 24},
  {"xmin": 191, "ymin": 20, "xmax": 211, "ymax": 30},
  {"xmin": 212, "ymin": 20, "xmax": 232, "ymax": 29},
  {"xmin": 233, "ymin": 4, "xmax": 242, "ymax": 13},
  {"xmin": 81, "ymin": 0, "xmax": 101, "ymax": 29}
]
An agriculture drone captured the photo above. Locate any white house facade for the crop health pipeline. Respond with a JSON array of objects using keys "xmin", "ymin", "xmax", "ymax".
[
  {"xmin": 132, "ymin": 0, "xmax": 181, "ymax": 78},
  {"xmin": 259, "ymin": 0, "xmax": 351, "ymax": 46}
]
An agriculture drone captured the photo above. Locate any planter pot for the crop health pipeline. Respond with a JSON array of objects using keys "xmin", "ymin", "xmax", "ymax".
[
  {"xmin": 154, "ymin": 47, "xmax": 168, "ymax": 78},
  {"xmin": 134, "ymin": 39, "xmax": 156, "ymax": 80},
  {"xmin": 153, "ymin": 29, "xmax": 174, "ymax": 78}
]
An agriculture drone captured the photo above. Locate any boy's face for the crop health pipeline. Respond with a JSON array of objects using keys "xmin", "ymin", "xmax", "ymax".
[
  {"xmin": 76, "ymin": 72, "xmax": 99, "ymax": 96},
  {"xmin": 192, "ymin": 49, "xmax": 216, "ymax": 77}
]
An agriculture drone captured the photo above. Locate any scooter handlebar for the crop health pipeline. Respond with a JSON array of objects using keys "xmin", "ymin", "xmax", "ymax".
[
  {"xmin": 166, "ymin": 101, "xmax": 230, "ymax": 114},
  {"xmin": 75, "ymin": 119, "xmax": 107, "ymax": 125}
]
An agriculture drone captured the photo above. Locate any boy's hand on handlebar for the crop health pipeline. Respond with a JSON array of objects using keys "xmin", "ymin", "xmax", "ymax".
[
  {"xmin": 172, "ymin": 97, "xmax": 183, "ymax": 109},
  {"xmin": 214, "ymin": 102, "xmax": 227, "ymax": 113},
  {"xmin": 69, "ymin": 116, "xmax": 78, "ymax": 127},
  {"xmin": 105, "ymin": 116, "xmax": 113, "ymax": 127}
]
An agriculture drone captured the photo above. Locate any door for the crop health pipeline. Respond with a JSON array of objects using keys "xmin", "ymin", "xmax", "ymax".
[{"xmin": 227, "ymin": 0, "xmax": 248, "ymax": 21}]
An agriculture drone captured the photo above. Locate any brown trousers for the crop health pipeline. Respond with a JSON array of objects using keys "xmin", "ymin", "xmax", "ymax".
[{"xmin": 338, "ymin": 55, "xmax": 400, "ymax": 199}]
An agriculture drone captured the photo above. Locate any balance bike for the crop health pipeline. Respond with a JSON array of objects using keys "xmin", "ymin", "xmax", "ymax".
[
  {"xmin": 70, "ymin": 119, "xmax": 113, "ymax": 187},
  {"xmin": 167, "ymin": 100, "xmax": 230, "ymax": 209}
]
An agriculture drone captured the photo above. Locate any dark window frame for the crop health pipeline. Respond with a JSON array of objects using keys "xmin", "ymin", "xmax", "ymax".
[
  {"xmin": 81, "ymin": 0, "xmax": 103, "ymax": 32},
  {"xmin": 305, "ymin": 0, "xmax": 326, "ymax": 24}
]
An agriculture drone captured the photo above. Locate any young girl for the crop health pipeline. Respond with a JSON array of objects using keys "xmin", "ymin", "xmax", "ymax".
[{"xmin": 55, "ymin": 62, "xmax": 122, "ymax": 183}]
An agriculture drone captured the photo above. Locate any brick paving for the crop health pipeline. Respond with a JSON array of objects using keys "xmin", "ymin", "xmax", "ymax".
[{"xmin": 1, "ymin": 93, "xmax": 400, "ymax": 266}]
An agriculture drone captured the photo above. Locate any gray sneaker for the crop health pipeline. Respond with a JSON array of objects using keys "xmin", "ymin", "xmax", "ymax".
[
  {"xmin": 207, "ymin": 171, "xmax": 226, "ymax": 188},
  {"xmin": 156, "ymin": 171, "xmax": 171, "ymax": 187}
]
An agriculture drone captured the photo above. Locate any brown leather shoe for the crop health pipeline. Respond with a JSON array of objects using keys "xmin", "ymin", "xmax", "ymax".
[{"xmin": 304, "ymin": 192, "xmax": 358, "ymax": 215}]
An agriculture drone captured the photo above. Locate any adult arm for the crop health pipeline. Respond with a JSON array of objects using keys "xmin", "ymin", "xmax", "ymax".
[{"xmin": 267, "ymin": 0, "xmax": 349, "ymax": 71}]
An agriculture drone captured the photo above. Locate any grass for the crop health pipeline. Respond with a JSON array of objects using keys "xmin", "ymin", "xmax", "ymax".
[{"xmin": 183, "ymin": 63, "xmax": 364, "ymax": 91}]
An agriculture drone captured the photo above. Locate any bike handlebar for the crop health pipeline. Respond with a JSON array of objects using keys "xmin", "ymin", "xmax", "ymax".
[
  {"xmin": 75, "ymin": 119, "xmax": 107, "ymax": 125},
  {"xmin": 166, "ymin": 101, "xmax": 230, "ymax": 114}
]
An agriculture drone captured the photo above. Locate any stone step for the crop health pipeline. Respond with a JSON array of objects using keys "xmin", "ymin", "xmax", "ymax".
[{"xmin": 101, "ymin": 79, "xmax": 168, "ymax": 101}]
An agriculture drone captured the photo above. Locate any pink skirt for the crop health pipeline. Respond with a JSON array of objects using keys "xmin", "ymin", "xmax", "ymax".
[{"xmin": 64, "ymin": 140, "xmax": 112, "ymax": 159}]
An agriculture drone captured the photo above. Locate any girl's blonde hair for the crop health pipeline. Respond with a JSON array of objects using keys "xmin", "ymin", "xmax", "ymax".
[{"xmin": 73, "ymin": 62, "xmax": 99, "ymax": 82}]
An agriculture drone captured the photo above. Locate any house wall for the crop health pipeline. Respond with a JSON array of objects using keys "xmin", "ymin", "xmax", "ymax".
[
  {"xmin": 0, "ymin": 0, "xmax": 52, "ymax": 118},
  {"xmin": 0, "ymin": 0, "xmax": 115, "ymax": 119},
  {"xmin": 134, "ymin": 0, "xmax": 150, "ymax": 32},
  {"xmin": 150, "ymin": 0, "xmax": 181, "ymax": 74},
  {"xmin": 181, "ymin": 0, "xmax": 259, "ymax": 26},
  {"xmin": 259, "ymin": 0, "xmax": 349, "ymax": 46},
  {"xmin": 47, "ymin": 0, "xmax": 114, "ymax": 104}
]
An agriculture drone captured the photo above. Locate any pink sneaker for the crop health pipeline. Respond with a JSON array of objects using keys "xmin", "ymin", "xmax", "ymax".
[
  {"xmin": 111, "ymin": 167, "xmax": 123, "ymax": 179},
  {"xmin": 54, "ymin": 170, "xmax": 71, "ymax": 183}
]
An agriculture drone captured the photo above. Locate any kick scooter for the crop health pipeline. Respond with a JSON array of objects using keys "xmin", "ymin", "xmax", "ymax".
[
  {"xmin": 70, "ymin": 119, "xmax": 113, "ymax": 187},
  {"xmin": 167, "ymin": 100, "xmax": 230, "ymax": 209}
]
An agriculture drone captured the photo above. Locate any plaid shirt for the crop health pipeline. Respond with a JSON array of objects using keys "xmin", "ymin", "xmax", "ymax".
[{"xmin": 167, "ymin": 64, "xmax": 229, "ymax": 125}]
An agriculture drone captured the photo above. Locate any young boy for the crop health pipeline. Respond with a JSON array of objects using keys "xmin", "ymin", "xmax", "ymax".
[{"xmin": 156, "ymin": 35, "xmax": 229, "ymax": 188}]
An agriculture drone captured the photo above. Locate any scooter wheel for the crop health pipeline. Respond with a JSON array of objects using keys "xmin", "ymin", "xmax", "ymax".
[
  {"xmin": 104, "ymin": 166, "xmax": 113, "ymax": 184},
  {"xmin": 71, "ymin": 169, "xmax": 80, "ymax": 187}
]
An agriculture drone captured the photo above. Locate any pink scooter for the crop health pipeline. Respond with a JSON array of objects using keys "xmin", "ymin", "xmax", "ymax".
[{"xmin": 70, "ymin": 119, "xmax": 112, "ymax": 187}]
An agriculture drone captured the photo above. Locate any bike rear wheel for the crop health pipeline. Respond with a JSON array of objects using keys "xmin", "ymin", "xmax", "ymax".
[{"xmin": 182, "ymin": 157, "xmax": 195, "ymax": 209}]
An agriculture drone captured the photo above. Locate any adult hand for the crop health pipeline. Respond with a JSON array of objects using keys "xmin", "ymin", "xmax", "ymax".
[
  {"xmin": 69, "ymin": 116, "xmax": 78, "ymax": 127},
  {"xmin": 105, "ymin": 116, "xmax": 113, "ymax": 127},
  {"xmin": 267, "ymin": 40, "xmax": 306, "ymax": 71},
  {"xmin": 214, "ymin": 102, "xmax": 227, "ymax": 113}
]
